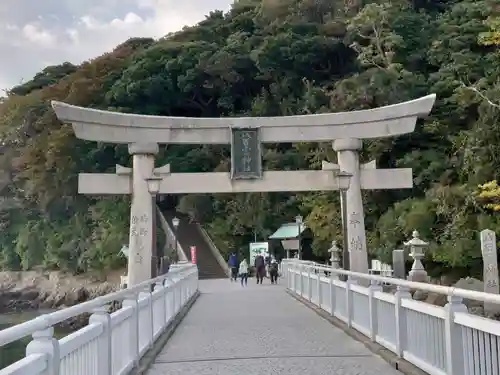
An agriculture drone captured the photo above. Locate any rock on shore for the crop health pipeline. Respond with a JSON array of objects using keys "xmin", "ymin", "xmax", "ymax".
[{"xmin": 0, "ymin": 269, "xmax": 124, "ymax": 330}]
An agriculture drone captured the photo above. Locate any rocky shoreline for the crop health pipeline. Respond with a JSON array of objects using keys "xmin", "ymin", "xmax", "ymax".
[{"xmin": 0, "ymin": 269, "xmax": 123, "ymax": 331}]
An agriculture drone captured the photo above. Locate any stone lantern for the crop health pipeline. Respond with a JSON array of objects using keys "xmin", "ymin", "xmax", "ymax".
[{"xmin": 404, "ymin": 230, "xmax": 429, "ymax": 282}]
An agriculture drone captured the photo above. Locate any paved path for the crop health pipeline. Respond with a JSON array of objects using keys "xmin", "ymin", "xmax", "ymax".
[{"xmin": 147, "ymin": 279, "xmax": 402, "ymax": 375}]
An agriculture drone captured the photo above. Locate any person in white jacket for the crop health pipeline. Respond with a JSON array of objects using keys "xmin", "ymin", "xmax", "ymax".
[{"xmin": 238, "ymin": 259, "xmax": 249, "ymax": 286}]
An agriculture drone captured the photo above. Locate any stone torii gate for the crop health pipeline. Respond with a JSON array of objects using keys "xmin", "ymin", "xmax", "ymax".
[{"xmin": 52, "ymin": 94, "xmax": 436, "ymax": 286}]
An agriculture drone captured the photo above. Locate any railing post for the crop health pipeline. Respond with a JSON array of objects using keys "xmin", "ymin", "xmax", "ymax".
[
  {"xmin": 25, "ymin": 318, "xmax": 60, "ymax": 375},
  {"xmin": 444, "ymin": 295, "xmax": 467, "ymax": 375},
  {"xmin": 191, "ymin": 268, "xmax": 198, "ymax": 297},
  {"xmin": 288, "ymin": 263, "xmax": 292, "ymax": 291},
  {"xmin": 286, "ymin": 260, "xmax": 293, "ymax": 290},
  {"xmin": 394, "ymin": 285, "xmax": 411, "ymax": 357},
  {"xmin": 178, "ymin": 272, "xmax": 183, "ymax": 309},
  {"xmin": 154, "ymin": 281, "xmax": 166, "ymax": 335},
  {"xmin": 317, "ymin": 271, "xmax": 322, "ymax": 307},
  {"xmin": 89, "ymin": 306, "xmax": 112, "ymax": 375},
  {"xmin": 307, "ymin": 266, "xmax": 313, "ymax": 301},
  {"xmin": 195, "ymin": 266, "xmax": 199, "ymax": 291},
  {"xmin": 171, "ymin": 273, "xmax": 178, "ymax": 315},
  {"xmin": 292, "ymin": 263, "xmax": 296, "ymax": 291},
  {"xmin": 329, "ymin": 271, "xmax": 337, "ymax": 316},
  {"xmin": 181, "ymin": 268, "xmax": 186, "ymax": 304},
  {"xmin": 164, "ymin": 277, "xmax": 173, "ymax": 324},
  {"xmin": 185, "ymin": 268, "xmax": 190, "ymax": 298},
  {"xmin": 345, "ymin": 279, "xmax": 353, "ymax": 327},
  {"xmin": 175, "ymin": 274, "xmax": 181, "ymax": 314},
  {"xmin": 123, "ymin": 293, "xmax": 139, "ymax": 366},
  {"xmin": 176, "ymin": 269, "xmax": 183, "ymax": 307},
  {"xmin": 138, "ymin": 287, "xmax": 154, "ymax": 350},
  {"xmin": 298, "ymin": 265, "xmax": 303, "ymax": 297},
  {"xmin": 368, "ymin": 280, "xmax": 382, "ymax": 341}
]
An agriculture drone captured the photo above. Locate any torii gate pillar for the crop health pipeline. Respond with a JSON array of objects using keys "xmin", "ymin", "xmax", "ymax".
[
  {"xmin": 126, "ymin": 143, "xmax": 158, "ymax": 286},
  {"xmin": 333, "ymin": 138, "xmax": 368, "ymax": 274}
]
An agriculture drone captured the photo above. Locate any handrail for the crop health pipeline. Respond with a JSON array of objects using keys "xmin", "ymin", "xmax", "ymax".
[
  {"xmin": 285, "ymin": 259, "xmax": 500, "ymax": 305},
  {"xmin": 0, "ymin": 264, "xmax": 196, "ymax": 347},
  {"xmin": 156, "ymin": 206, "xmax": 188, "ymax": 262},
  {"xmin": 196, "ymin": 223, "xmax": 229, "ymax": 274},
  {"xmin": 285, "ymin": 260, "xmax": 500, "ymax": 375}
]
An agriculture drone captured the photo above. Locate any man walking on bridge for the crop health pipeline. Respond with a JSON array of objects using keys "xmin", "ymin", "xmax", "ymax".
[
  {"xmin": 254, "ymin": 252, "xmax": 266, "ymax": 284},
  {"xmin": 228, "ymin": 251, "xmax": 239, "ymax": 282}
]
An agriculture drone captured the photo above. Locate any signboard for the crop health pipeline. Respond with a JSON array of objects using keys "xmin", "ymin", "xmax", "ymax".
[
  {"xmin": 281, "ymin": 239, "xmax": 299, "ymax": 250},
  {"xmin": 190, "ymin": 246, "xmax": 197, "ymax": 264},
  {"xmin": 249, "ymin": 242, "xmax": 269, "ymax": 265},
  {"xmin": 231, "ymin": 128, "xmax": 262, "ymax": 179}
]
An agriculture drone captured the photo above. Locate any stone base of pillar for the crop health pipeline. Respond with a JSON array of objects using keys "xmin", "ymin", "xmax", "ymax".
[{"xmin": 407, "ymin": 270, "xmax": 430, "ymax": 283}]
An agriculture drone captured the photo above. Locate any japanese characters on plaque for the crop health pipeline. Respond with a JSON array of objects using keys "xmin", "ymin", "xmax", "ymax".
[
  {"xmin": 130, "ymin": 214, "xmax": 150, "ymax": 265},
  {"xmin": 231, "ymin": 128, "xmax": 262, "ymax": 180},
  {"xmin": 480, "ymin": 229, "xmax": 500, "ymax": 315},
  {"xmin": 480, "ymin": 229, "xmax": 499, "ymax": 293}
]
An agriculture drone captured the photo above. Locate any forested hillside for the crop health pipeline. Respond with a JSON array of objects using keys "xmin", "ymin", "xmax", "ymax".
[{"xmin": 0, "ymin": 0, "xmax": 499, "ymax": 277}]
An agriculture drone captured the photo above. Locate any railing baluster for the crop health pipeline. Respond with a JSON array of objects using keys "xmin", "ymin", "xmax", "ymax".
[
  {"xmin": 345, "ymin": 279, "xmax": 353, "ymax": 328},
  {"xmin": 444, "ymin": 295, "xmax": 467, "ymax": 375},
  {"xmin": 139, "ymin": 288, "xmax": 153, "ymax": 350},
  {"xmin": 155, "ymin": 281, "xmax": 166, "ymax": 337},
  {"xmin": 368, "ymin": 280, "xmax": 382, "ymax": 342},
  {"xmin": 394, "ymin": 285, "xmax": 411, "ymax": 357},
  {"xmin": 89, "ymin": 306, "xmax": 111, "ymax": 375},
  {"xmin": 25, "ymin": 318, "xmax": 60, "ymax": 375},
  {"xmin": 329, "ymin": 271, "xmax": 336, "ymax": 315},
  {"xmin": 164, "ymin": 277, "xmax": 173, "ymax": 324},
  {"xmin": 123, "ymin": 292, "xmax": 140, "ymax": 367},
  {"xmin": 317, "ymin": 272, "xmax": 322, "ymax": 307},
  {"xmin": 307, "ymin": 267, "xmax": 312, "ymax": 302}
]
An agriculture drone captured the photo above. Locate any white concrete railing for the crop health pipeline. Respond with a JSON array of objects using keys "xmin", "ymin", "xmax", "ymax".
[
  {"xmin": 196, "ymin": 224, "xmax": 229, "ymax": 275},
  {"xmin": 0, "ymin": 263, "xmax": 198, "ymax": 375},
  {"xmin": 283, "ymin": 259, "xmax": 500, "ymax": 375}
]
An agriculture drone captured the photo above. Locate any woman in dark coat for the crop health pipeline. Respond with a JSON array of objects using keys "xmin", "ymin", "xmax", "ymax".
[{"xmin": 254, "ymin": 253, "xmax": 266, "ymax": 284}]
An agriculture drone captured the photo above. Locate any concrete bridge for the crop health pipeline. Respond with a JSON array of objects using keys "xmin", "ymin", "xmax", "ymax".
[{"xmin": 1, "ymin": 260, "xmax": 499, "ymax": 375}]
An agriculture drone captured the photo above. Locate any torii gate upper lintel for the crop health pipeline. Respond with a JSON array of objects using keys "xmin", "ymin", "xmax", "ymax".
[
  {"xmin": 51, "ymin": 94, "xmax": 437, "ymax": 285},
  {"xmin": 50, "ymin": 94, "xmax": 435, "ymax": 144}
]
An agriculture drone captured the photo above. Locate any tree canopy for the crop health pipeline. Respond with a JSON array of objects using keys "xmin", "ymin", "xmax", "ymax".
[{"xmin": 0, "ymin": 0, "xmax": 499, "ymax": 277}]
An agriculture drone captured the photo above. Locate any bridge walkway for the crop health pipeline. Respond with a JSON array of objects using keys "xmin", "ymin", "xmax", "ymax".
[{"xmin": 147, "ymin": 279, "xmax": 400, "ymax": 375}]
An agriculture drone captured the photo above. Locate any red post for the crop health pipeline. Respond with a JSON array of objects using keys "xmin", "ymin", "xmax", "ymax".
[{"xmin": 190, "ymin": 246, "xmax": 197, "ymax": 264}]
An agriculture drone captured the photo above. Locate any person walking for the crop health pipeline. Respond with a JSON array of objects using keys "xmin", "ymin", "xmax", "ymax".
[
  {"xmin": 254, "ymin": 252, "xmax": 266, "ymax": 284},
  {"xmin": 239, "ymin": 259, "xmax": 249, "ymax": 286},
  {"xmin": 228, "ymin": 251, "xmax": 238, "ymax": 282},
  {"xmin": 265, "ymin": 254, "xmax": 271, "ymax": 279},
  {"xmin": 269, "ymin": 258, "xmax": 279, "ymax": 284}
]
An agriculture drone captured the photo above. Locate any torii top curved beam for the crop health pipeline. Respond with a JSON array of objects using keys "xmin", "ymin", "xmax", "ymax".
[{"xmin": 51, "ymin": 94, "xmax": 436, "ymax": 144}]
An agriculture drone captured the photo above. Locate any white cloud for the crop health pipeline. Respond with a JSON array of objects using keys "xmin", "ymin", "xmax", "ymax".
[
  {"xmin": 0, "ymin": 0, "xmax": 234, "ymax": 91},
  {"xmin": 22, "ymin": 23, "xmax": 57, "ymax": 47}
]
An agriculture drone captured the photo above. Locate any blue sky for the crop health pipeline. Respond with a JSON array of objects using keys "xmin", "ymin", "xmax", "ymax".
[{"xmin": 0, "ymin": 0, "xmax": 233, "ymax": 91}]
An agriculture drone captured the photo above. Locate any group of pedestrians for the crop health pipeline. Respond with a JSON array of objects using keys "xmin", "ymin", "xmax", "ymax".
[{"xmin": 228, "ymin": 251, "xmax": 279, "ymax": 286}]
